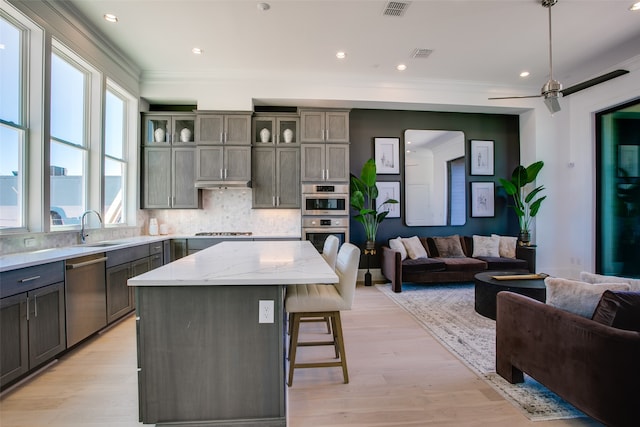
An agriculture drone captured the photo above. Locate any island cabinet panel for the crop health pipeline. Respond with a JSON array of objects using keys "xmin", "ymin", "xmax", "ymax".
[{"xmin": 136, "ymin": 285, "xmax": 285, "ymax": 426}]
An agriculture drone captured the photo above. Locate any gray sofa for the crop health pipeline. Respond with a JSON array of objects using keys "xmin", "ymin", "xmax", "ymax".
[{"xmin": 381, "ymin": 235, "xmax": 534, "ymax": 293}]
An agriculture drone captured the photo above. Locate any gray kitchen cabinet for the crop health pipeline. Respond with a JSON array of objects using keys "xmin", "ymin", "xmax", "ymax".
[
  {"xmin": 196, "ymin": 146, "xmax": 251, "ymax": 182},
  {"xmin": 143, "ymin": 112, "xmax": 195, "ymax": 146},
  {"xmin": 301, "ymin": 143, "xmax": 350, "ymax": 182},
  {"xmin": 252, "ymin": 146, "xmax": 300, "ymax": 208},
  {"xmin": 300, "ymin": 109, "xmax": 349, "ymax": 143},
  {"xmin": 171, "ymin": 239, "xmax": 187, "ymax": 261},
  {"xmin": 106, "ymin": 243, "xmax": 161, "ymax": 324},
  {"xmin": 1, "ymin": 261, "xmax": 66, "ymax": 389},
  {"xmin": 143, "ymin": 146, "xmax": 199, "ymax": 209},
  {"xmin": 195, "ymin": 113, "xmax": 251, "ymax": 145},
  {"xmin": 253, "ymin": 114, "xmax": 299, "ymax": 145}
]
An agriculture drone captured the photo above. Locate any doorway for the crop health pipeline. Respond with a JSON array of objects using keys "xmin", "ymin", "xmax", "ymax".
[{"xmin": 596, "ymin": 99, "xmax": 640, "ymax": 277}]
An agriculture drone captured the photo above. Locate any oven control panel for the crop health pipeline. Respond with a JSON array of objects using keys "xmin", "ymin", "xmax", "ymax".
[{"xmin": 302, "ymin": 217, "xmax": 347, "ymax": 227}]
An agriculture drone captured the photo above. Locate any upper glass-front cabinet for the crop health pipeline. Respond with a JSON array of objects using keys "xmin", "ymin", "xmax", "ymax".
[
  {"xmin": 143, "ymin": 113, "xmax": 195, "ymax": 145},
  {"xmin": 253, "ymin": 115, "xmax": 299, "ymax": 145}
]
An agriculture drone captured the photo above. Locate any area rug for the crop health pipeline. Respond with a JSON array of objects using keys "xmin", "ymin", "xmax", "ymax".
[{"xmin": 376, "ymin": 282, "xmax": 586, "ymax": 421}]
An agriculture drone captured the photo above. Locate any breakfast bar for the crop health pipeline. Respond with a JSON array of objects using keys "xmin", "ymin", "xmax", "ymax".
[{"xmin": 128, "ymin": 240, "xmax": 338, "ymax": 427}]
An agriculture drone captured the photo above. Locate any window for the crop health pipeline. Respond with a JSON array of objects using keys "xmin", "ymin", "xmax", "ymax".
[
  {"xmin": 104, "ymin": 84, "xmax": 128, "ymax": 224},
  {"xmin": 0, "ymin": 14, "xmax": 26, "ymax": 229},
  {"xmin": 49, "ymin": 49, "xmax": 89, "ymax": 226}
]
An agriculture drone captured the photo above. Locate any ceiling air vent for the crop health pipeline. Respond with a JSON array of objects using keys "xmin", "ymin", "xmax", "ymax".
[
  {"xmin": 411, "ymin": 48, "xmax": 433, "ymax": 59},
  {"xmin": 383, "ymin": 1, "xmax": 411, "ymax": 17}
]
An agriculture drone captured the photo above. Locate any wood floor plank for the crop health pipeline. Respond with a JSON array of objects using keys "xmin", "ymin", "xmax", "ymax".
[{"xmin": 0, "ymin": 284, "xmax": 603, "ymax": 427}]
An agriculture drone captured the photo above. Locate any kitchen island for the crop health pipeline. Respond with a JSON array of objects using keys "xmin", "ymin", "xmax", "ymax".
[{"xmin": 128, "ymin": 240, "xmax": 338, "ymax": 427}]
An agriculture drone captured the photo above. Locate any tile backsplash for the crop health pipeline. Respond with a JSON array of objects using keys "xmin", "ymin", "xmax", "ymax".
[
  {"xmin": 146, "ymin": 190, "xmax": 301, "ymax": 236},
  {"xmin": 1, "ymin": 190, "xmax": 301, "ymax": 255}
]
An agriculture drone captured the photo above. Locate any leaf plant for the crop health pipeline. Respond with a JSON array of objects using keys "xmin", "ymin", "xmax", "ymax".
[
  {"xmin": 350, "ymin": 159, "xmax": 398, "ymax": 242},
  {"xmin": 499, "ymin": 160, "xmax": 546, "ymax": 234}
]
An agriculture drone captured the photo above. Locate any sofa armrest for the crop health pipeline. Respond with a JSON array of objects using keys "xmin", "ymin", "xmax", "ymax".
[
  {"xmin": 515, "ymin": 246, "xmax": 535, "ymax": 272},
  {"xmin": 381, "ymin": 245, "xmax": 403, "ymax": 293},
  {"xmin": 496, "ymin": 291, "xmax": 640, "ymax": 426}
]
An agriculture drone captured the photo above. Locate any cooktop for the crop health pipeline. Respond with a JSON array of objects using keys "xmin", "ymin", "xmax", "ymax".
[{"xmin": 194, "ymin": 232, "xmax": 253, "ymax": 236}]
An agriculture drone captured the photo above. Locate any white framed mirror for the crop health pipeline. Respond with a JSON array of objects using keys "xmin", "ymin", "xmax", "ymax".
[{"xmin": 404, "ymin": 130, "xmax": 466, "ymax": 226}]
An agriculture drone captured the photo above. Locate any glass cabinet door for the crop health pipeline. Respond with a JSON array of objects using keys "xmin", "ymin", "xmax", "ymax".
[{"xmin": 143, "ymin": 115, "xmax": 171, "ymax": 145}]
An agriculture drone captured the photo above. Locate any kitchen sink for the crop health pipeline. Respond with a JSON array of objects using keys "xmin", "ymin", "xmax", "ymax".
[{"xmin": 85, "ymin": 241, "xmax": 130, "ymax": 247}]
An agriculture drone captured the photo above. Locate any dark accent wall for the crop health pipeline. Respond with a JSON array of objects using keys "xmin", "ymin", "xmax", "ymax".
[{"xmin": 348, "ymin": 109, "xmax": 521, "ymax": 267}]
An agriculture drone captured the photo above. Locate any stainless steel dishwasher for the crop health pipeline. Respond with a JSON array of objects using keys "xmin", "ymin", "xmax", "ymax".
[{"xmin": 65, "ymin": 253, "xmax": 108, "ymax": 347}]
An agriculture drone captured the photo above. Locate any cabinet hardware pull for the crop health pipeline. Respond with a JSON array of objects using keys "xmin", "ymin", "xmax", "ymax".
[
  {"xmin": 272, "ymin": 196, "xmax": 276, "ymax": 207},
  {"xmin": 168, "ymin": 196, "xmax": 171, "ymax": 207},
  {"xmin": 224, "ymin": 169, "xmax": 228, "ymax": 179},
  {"xmin": 220, "ymin": 169, "xmax": 223, "ymax": 179},
  {"xmin": 26, "ymin": 296, "xmax": 29, "ymax": 321},
  {"xmin": 154, "ymin": 246, "xmax": 161, "ymax": 250},
  {"xmin": 277, "ymin": 196, "xmax": 280, "ymax": 206},
  {"xmin": 326, "ymin": 129, "xmax": 329, "ymax": 140},
  {"xmin": 326, "ymin": 169, "xmax": 329, "ymax": 180},
  {"xmin": 34, "ymin": 295, "xmax": 38, "ymax": 317},
  {"xmin": 19, "ymin": 275, "xmax": 41, "ymax": 283},
  {"xmin": 66, "ymin": 257, "xmax": 108, "ymax": 269},
  {"xmin": 220, "ymin": 132, "xmax": 224, "ymax": 143}
]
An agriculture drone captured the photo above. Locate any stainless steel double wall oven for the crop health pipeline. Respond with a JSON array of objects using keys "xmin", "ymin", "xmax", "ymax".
[{"xmin": 301, "ymin": 184, "xmax": 349, "ymax": 252}]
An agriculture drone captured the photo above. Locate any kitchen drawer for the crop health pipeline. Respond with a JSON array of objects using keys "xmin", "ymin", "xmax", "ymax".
[
  {"xmin": 149, "ymin": 241, "xmax": 164, "ymax": 255},
  {"xmin": 0, "ymin": 262, "xmax": 64, "ymax": 299},
  {"xmin": 106, "ymin": 245, "xmax": 151, "ymax": 267}
]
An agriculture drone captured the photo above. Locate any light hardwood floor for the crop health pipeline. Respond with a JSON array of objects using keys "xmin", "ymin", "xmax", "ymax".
[{"xmin": 0, "ymin": 284, "xmax": 602, "ymax": 427}]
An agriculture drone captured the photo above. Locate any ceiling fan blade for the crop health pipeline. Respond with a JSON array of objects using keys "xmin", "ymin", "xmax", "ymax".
[
  {"xmin": 561, "ymin": 69, "xmax": 629, "ymax": 97},
  {"xmin": 488, "ymin": 95, "xmax": 541, "ymax": 100}
]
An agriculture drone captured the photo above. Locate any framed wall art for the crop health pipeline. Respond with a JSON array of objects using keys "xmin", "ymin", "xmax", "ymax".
[
  {"xmin": 470, "ymin": 139, "xmax": 494, "ymax": 176},
  {"xmin": 374, "ymin": 137, "xmax": 400, "ymax": 174},
  {"xmin": 375, "ymin": 181, "xmax": 400, "ymax": 218},
  {"xmin": 470, "ymin": 182, "xmax": 495, "ymax": 217}
]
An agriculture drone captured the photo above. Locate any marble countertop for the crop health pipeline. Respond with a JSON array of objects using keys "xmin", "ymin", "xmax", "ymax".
[
  {"xmin": 0, "ymin": 234, "xmax": 300, "ymax": 272},
  {"xmin": 128, "ymin": 240, "xmax": 338, "ymax": 286}
]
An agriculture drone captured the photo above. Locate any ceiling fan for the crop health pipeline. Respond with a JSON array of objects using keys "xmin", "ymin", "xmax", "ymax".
[{"xmin": 489, "ymin": 0, "xmax": 629, "ymax": 113}]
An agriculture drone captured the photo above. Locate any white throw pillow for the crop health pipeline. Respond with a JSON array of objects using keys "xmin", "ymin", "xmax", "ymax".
[
  {"xmin": 491, "ymin": 234, "xmax": 517, "ymax": 258},
  {"xmin": 388, "ymin": 237, "xmax": 407, "ymax": 261},
  {"xmin": 472, "ymin": 235, "xmax": 500, "ymax": 257},
  {"xmin": 544, "ymin": 277, "xmax": 631, "ymax": 318},
  {"xmin": 401, "ymin": 236, "xmax": 428, "ymax": 260},
  {"xmin": 579, "ymin": 271, "xmax": 640, "ymax": 292}
]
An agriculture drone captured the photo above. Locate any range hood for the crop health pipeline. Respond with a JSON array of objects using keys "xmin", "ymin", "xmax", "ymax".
[{"xmin": 195, "ymin": 180, "xmax": 252, "ymax": 189}]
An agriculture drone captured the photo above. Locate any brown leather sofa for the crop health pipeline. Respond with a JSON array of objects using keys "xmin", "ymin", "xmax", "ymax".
[
  {"xmin": 496, "ymin": 292, "xmax": 640, "ymax": 427},
  {"xmin": 381, "ymin": 236, "xmax": 535, "ymax": 293}
]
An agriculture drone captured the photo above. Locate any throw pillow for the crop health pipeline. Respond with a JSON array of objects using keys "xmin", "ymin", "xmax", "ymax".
[
  {"xmin": 491, "ymin": 234, "xmax": 517, "ymax": 258},
  {"xmin": 591, "ymin": 290, "xmax": 640, "ymax": 332},
  {"xmin": 472, "ymin": 235, "xmax": 500, "ymax": 257},
  {"xmin": 579, "ymin": 271, "xmax": 640, "ymax": 292},
  {"xmin": 388, "ymin": 237, "xmax": 407, "ymax": 261},
  {"xmin": 432, "ymin": 235, "xmax": 465, "ymax": 258},
  {"xmin": 401, "ymin": 236, "xmax": 428, "ymax": 260},
  {"xmin": 544, "ymin": 277, "xmax": 631, "ymax": 318}
]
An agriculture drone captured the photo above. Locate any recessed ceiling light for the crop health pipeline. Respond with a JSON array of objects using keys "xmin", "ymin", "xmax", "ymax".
[
  {"xmin": 103, "ymin": 13, "xmax": 118, "ymax": 23},
  {"xmin": 336, "ymin": 51, "xmax": 346, "ymax": 59},
  {"xmin": 396, "ymin": 64, "xmax": 407, "ymax": 71},
  {"xmin": 257, "ymin": 2, "xmax": 270, "ymax": 11},
  {"xmin": 520, "ymin": 71, "xmax": 530, "ymax": 78},
  {"xmin": 630, "ymin": 2, "xmax": 640, "ymax": 11},
  {"xmin": 192, "ymin": 47, "xmax": 203, "ymax": 55}
]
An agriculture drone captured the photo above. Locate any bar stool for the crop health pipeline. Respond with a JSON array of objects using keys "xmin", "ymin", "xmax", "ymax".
[
  {"xmin": 285, "ymin": 242, "xmax": 360, "ymax": 386},
  {"xmin": 298, "ymin": 235, "xmax": 340, "ymax": 333}
]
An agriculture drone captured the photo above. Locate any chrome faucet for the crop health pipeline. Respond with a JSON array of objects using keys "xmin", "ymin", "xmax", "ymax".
[{"xmin": 80, "ymin": 210, "xmax": 103, "ymax": 243}]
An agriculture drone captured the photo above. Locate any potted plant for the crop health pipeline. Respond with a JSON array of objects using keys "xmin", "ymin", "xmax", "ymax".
[
  {"xmin": 499, "ymin": 160, "xmax": 546, "ymax": 245},
  {"xmin": 350, "ymin": 158, "xmax": 398, "ymax": 250}
]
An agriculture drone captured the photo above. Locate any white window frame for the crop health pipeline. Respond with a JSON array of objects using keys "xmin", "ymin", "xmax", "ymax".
[
  {"xmin": 49, "ymin": 40, "xmax": 102, "ymax": 231},
  {"xmin": 104, "ymin": 79, "xmax": 137, "ymax": 227}
]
